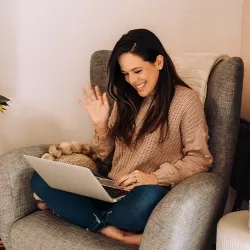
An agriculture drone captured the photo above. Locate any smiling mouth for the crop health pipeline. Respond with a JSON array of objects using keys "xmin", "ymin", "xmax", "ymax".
[{"xmin": 135, "ymin": 82, "xmax": 146, "ymax": 90}]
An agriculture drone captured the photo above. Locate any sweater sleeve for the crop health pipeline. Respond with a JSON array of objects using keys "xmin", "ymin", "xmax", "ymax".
[
  {"xmin": 153, "ymin": 91, "xmax": 213, "ymax": 187},
  {"xmin": 91, "ymin": 102, "xmax": 117, "ymax": 161}
]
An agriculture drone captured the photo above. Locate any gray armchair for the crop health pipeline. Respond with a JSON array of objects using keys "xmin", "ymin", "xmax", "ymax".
[{"xmin": 0, "ymin": 50, "xmax": 243, "ymax": 250}]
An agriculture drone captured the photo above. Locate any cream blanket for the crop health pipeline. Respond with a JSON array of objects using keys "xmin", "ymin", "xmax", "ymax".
[{"xmin": 172, "ymin": 53, "xmax": 229, "ymax": 105}]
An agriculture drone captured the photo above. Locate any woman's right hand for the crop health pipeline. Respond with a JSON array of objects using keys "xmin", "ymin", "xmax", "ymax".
[{"xmin": 78, "ymin": 84, "xmax": 110, "ymax": 133}]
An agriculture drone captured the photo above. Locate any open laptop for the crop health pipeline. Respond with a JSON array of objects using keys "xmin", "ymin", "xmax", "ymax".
[{"xmin": 23, "ymin": 155, "xmax": 129, "ymax": 203}]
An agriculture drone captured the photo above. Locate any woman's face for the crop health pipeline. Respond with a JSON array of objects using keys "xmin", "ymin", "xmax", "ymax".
[{"xmin": 118, "ymin": 53, "xmax": 163, "ymax": 97}]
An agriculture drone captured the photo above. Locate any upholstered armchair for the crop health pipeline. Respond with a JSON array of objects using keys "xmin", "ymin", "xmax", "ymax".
[{"xmin": 0, "ymin": 50, "xmax": 243, "ymax": 250}]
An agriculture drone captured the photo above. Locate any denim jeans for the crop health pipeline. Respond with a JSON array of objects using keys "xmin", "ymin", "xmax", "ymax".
[{"xmin": 31, "ymin": 172, "xmax": 170, "ymax": 233}]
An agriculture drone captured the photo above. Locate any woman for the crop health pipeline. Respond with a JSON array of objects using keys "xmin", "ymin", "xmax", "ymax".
[{"xmin": 32, "ymin": 29, "xmax": 212, "ymax": 246}]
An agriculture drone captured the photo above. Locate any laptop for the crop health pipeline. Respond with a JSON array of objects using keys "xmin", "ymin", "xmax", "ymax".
[{"xmin": 23, "ymin": 155, "xmax": 129, "ymax": 203}]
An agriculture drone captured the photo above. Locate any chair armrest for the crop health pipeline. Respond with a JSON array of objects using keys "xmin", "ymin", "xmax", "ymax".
[
  {"xmin": 140, "ymin": 172, "xmax": 226, "ymax": 250},
  {"xmin": 0, "ymin": 145, "xmax": 49, "ymax": 247}
]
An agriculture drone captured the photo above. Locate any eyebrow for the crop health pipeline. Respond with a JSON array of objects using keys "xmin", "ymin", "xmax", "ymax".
[{"xmin": 121, "ymin": 67, "xmax": 142, "ymax": 73}]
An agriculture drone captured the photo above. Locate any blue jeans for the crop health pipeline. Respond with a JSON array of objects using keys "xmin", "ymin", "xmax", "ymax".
[{"xmin": 31, "ymin": 172, "xmax": 170, "ymax": 233}]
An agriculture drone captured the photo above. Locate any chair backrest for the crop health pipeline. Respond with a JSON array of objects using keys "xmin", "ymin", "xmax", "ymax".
[
  {"xmin": 90, "ymin": 50, "xmax": 113, "ymax": 110},
  {"xmin": 90, "ymin": 50, "xmax": 244, "ymax": 187},
  {"xmin": 205, "ymin": 57, "xmax": 243, "ymax": 187}
]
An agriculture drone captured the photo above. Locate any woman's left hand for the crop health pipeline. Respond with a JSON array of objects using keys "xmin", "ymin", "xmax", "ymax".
[{"xmin": 116, "ymin": 170, "xmax": 158, "ymax": 190}]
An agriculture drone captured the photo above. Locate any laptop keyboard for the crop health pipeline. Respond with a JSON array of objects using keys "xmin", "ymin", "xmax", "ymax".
[{"xmin": 103, "ymin": 186, "xmax": 129, "ymax": 198}]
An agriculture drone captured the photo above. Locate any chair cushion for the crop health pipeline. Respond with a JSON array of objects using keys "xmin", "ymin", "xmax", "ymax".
[
  {"xmin": 172, "ymin": 53, "xmax": 228, "ymax": 104},
  {"xmin": 11, "ymin": 211, "xmax": 137, "ymax": 250}
]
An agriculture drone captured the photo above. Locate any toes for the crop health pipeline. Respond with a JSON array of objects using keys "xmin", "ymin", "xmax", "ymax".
[{"xmin": 37, "ymin": 201, "xmax": 49, "ymax": 210}]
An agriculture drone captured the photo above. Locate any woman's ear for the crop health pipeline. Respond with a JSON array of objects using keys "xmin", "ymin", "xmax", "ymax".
[{"xmin": 155, "ymin": 55, "xmax": 164, "ymax": 70}]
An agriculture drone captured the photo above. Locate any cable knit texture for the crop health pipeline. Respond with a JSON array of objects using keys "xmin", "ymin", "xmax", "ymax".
[{"xmin": 91, "ymin": 86, "xmax": 213, "ymax": 187}]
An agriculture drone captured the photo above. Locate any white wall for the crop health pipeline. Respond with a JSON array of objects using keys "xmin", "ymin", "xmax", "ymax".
[
  {"xmin": 0, "ymin": 1, "xmax": 18, "ymax": 153},
  {"xmin": 241, "ymin": 0, "xmax": 250, "ymax": 122},
  {"xmin": 0, "ymin": 0, "xmax": 244, "ymax": 153}
]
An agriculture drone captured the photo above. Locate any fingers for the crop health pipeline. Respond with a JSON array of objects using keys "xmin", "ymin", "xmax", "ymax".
[
  {"xmin": 78, "ymin": 84, "xmax": 109, "ymax": 113},
  {"xmin": 88, "ymin": 83, "xmax": 97, "ymax": 101},
  {"xmin": 81, "ymin": 84, "xmax": 105, "ymax": 103},
  {"xmin": 116, "ymin": 170, "xmax": 141, "ymax": 186},
  {"xmin": 82, "ymin": 88, "xmax": 92, "ymax": 104},
  {"xmin": 116, "ymin": 174, "xmax": 137, "ymax": 188},
  {"xmin": 103, "ymin": 92, "xmax": 109, "ymax": 109},
  {"xmin": 81, "ymin": 84, "xmax": 97, "ymax": 104},
  {"xmin": 94, "ymin": 85, "xmax": 109, "ymax": 108},
  {"xmin": 95, "ymin": 85, "xmax": 102, "ymax": 101},
  {"xmin": 122, "ymin": 177, "xmax": 136, "ymax": 188},
  {"xmin": 123, "ymin": 183, "xmax": 140, "ymax": 191},
  {"xmin": 77, "ymin": 98, "xmax": 87, "ymax": 109},
  {"xmin": 116, "ymin": 175, "xmax": 130, "ymax": 186}
]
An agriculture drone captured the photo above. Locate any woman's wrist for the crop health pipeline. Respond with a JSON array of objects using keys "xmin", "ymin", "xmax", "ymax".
[
  {"xmin": 150, "ymin": 172, "xmax": 158, "ymax": 185},
  {"xmin": 94, "ymin": 123, "xmax": 108, "ymax": 136}
]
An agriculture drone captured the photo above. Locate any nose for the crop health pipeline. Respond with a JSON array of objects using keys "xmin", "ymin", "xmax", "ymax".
[{"xmin": 128, "ymin": 73, "xmax": 138, "ymax": 84}]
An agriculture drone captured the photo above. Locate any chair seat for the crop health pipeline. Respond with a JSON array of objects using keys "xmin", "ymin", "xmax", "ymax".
[{"xmin": 11, "ymin": 211, "xmax": 137, "ymax": 250}]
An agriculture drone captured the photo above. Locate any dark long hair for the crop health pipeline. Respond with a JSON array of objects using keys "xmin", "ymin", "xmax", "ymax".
[{"xmin": 108, "ymin": 29, "xmax": 188, "ymax": 146}]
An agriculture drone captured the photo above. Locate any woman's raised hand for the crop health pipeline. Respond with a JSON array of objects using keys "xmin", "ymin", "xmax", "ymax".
[{"xmin": 78, "ymin": 84, "xmax": 110, "ymax": 133}]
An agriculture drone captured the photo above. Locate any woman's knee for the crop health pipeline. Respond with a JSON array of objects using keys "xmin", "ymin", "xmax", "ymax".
[
  {"xmin": 31, "ymin": 172, "xmax": 53, "ymax": 200},
  {"xmin": 106, "ymin": 185, "xmax": 170, "ymax": 232},
  {"xmin": 127, "ymin": 185, "xmax": 170, "ymax": 211},
  {"xmin": 133, "ymin": 185, "xmax": 170, "ymax": 202}
]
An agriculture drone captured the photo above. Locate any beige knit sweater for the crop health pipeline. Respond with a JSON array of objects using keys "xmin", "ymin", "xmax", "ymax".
[{"xmin": 91, "ymin": 86, "xmax": 213, "ymax": 186}]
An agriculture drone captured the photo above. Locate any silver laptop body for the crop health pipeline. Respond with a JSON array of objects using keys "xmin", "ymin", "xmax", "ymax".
[{"xmin": 24, "ymin": 155, "xmax": 128, "ymax": 203}]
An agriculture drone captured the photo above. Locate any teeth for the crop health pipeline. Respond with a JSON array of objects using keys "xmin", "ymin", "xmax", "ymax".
[{"xmin": 136, "ymin": 82, "xmax": 145, "ymax": 89}]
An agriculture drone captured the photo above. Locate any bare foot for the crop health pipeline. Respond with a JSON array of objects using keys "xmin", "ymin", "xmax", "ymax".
[
  {"xmin": 100, "ymin": 226, "xmax": 142, "ymax": 245},
  {"xmin": 100, "ymin": 226, "xmax": 128, "ymax": 241},
  {"xmin": 123, "ymin": 234, "xmax": 142, "ymax": 245},
  {"xmin": 37, "ymin": 201, "xmax": 50, "ymax": 210},
  {"xmin": 33, "ymin": 193, "xmax": 50, "ymax": 211},
  {"xmin": 33, "ymin": 193, "xmax": 42, "ymax": 201}
]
